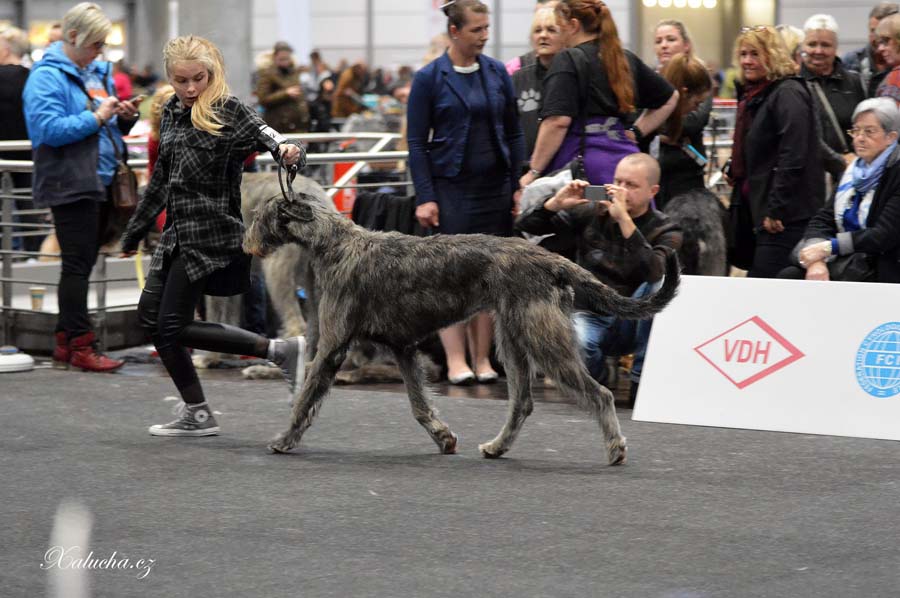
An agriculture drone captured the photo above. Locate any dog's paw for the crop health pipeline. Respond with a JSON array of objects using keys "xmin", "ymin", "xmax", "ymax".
[
  {"xmin": 607, "ymin": 437, "xmax": 627, "ymax": 466},
  {"xmin": 192, "ymin": 353, "xmax": 219, "ymax": 369},
  {"xmin": 440, "ymin": 432, "xmax": 459, "ymax": 455},
  {"xmin": 241, "ymin": 364, "xmax": 282, "ymax": 380},
  {"xmin": 267, "ymin": 434, "xmax": 296, "ymax": 454},
  {"xmin": 478, "ymin": 441, "xmax": 505, "ymax": 459}
]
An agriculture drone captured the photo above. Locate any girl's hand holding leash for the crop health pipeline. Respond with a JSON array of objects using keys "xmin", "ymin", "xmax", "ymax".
[{"xmin": 278, "ymin": 143, "xmax": 303, "ymax": 167}]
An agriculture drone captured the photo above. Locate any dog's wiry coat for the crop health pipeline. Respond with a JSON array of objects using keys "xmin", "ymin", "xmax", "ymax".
[{"xmin": 244, "ymin": 189, "xmax": 680, "ymax": 465}]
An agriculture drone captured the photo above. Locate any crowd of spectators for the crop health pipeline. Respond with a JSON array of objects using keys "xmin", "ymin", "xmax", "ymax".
[{"xmin": 2, "ymin": 0, "xmax": 900, "ymax": 394}]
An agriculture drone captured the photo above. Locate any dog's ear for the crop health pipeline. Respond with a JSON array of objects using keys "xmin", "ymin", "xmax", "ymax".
[
  {"xmin": 278, "ymin": 200, "xmax": 314, "ymax": 223},
  {"xmin": 294, "ymin": 191, "xmax": 320, "ymax": 205}
]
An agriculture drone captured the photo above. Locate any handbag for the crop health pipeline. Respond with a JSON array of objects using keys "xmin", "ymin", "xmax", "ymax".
[
  {"xmin": 827, "ymin": 253, "xmax": 875, "ymax": 282},
  {"xmin": 104, "ymin": 124, "xmax": 140, "ymax": 215}
]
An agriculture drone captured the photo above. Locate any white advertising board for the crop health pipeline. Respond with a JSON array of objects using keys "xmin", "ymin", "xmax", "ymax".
[{"xmin": 633, "ymin": 275, "xmax": 900, "ymax": 441}]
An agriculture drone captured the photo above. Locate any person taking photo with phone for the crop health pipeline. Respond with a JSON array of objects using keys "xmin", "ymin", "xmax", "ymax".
[{"xmin": 515, "ymin": 153, "xmax": 682, "ymax": 406}]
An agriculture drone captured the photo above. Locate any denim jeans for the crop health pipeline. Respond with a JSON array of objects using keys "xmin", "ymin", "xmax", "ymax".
[{"xmin": 571, "ymin": 281, "xmax": 660, "ymax": 384}]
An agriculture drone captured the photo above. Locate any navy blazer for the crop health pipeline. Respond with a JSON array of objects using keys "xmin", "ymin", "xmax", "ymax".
[{"xmin": 407, "ymin": 52, "xmax": 525, "ymax": 206}]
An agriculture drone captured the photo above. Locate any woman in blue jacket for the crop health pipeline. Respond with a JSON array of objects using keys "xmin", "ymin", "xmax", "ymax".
[
  {"xmin": 23, "ymin": 2, "xmax": 142, "ymax": 372},
  {"xmin": 408, "ymin": 0, "xmax": 525, "ymax": 385}
]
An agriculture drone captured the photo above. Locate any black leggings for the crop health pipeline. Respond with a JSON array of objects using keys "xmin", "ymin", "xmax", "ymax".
[{"xmin": 138, "ymin": 250, "xmax": 269, "ymax": 403}]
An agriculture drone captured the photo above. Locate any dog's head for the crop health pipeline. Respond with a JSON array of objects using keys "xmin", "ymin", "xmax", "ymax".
[{"xmin": 243, "ymin": 191, "xmax": 319, "ymax": 257}]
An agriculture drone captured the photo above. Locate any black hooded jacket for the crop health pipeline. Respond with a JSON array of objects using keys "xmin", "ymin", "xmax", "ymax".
[{"xmin": 734, "ymin": 77, "xmax": 825, "ymax": 227}]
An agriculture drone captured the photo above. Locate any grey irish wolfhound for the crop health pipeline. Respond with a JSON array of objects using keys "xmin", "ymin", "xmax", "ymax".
[{"xmin": 243, "ymin": 186, "xmax": 680, "ymax": 465}]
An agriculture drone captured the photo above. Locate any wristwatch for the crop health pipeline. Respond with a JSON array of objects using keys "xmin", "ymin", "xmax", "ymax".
[
  {"xmin": 627, "ymin": 125, "xmax": 644, "ymax": 144},
  {"xmin": 528, "ymin": 167, "xmax": 541, "ymax": 177}
]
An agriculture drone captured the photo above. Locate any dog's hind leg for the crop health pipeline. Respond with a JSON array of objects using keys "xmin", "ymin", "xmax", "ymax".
[
  {"xmin": 527, "ymin": 306, "xmax": 627, "ymax": 465},
  {"xmin": 394, "ymin": 347, "xmax": 458, "ymax": 454},
  {"xmin": 551, "ymin": 362, "xmax": 627, "ymax": 466},
  {"xmin": 267, "ymin": 343, "xmax": 348, "ymax": 454},
  {"xmin": 478, "ymin": 337, "xmax": 533, "ymax": 459}
]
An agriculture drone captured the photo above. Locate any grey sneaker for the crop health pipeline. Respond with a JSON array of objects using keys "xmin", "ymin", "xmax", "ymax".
[
  {"xmin": 149, "ymin": 402, "xmax": 219, "ymax": 437},
  {"xmin": 275, "ymin": 336, "xmax": 306, "ymax": 400}
]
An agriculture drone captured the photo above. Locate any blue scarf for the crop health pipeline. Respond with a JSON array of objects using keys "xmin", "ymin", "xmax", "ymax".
[{"xmin": 851, "ymin": 141, "xmax": 897, "ymax": 195}]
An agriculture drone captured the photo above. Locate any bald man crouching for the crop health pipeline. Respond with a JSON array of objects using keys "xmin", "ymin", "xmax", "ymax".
[{"xmin": 515, "ymin": 153, "xmax": 683, "ymax": 405}]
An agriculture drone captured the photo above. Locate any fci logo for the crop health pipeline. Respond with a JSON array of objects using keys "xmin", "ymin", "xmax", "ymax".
[{"xmin": 694, "ymin": 316, "xmax": 805, "ymax": 389}]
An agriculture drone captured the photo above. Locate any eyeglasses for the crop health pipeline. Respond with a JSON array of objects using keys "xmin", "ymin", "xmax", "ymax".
[
  {"xmin": 847, "ymin": 126, "xmax": 884, "ymax": 139},
  {"xmin": 740, "ymin": 25, "xmax": 770, "ymax": 34}
]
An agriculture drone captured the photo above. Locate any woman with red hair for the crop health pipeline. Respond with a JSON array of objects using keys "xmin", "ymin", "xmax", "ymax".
[{"xmin": 520, "ymin": 0, "xmax": 678, "ymax": 188}]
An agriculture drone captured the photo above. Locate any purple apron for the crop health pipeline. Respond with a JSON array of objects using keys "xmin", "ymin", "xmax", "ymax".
[{"xmin": 546, "ymin": 116, "xmax": 639, "ymax": 184}]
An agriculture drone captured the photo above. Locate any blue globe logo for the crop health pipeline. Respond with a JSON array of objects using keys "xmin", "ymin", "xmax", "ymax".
[{"xmin": 856, "ymin": 323, "xmax": 900, "ymax": 398}]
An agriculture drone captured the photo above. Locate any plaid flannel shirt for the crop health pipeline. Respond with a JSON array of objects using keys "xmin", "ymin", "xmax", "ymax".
[{"xmin": 121, "ymin": 95, "xmax": 295, "ymax": 281}]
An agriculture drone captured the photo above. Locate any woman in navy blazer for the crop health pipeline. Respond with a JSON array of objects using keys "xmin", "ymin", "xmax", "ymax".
[{"xmin": 408, "ymin": 0, "xmax": 525, "ymax": 385}]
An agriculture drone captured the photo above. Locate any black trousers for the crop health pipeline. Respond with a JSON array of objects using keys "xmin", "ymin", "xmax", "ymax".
[
  {"xmin": 138, "ymin": 249, "xmax": 269, "ymax": 402},
  {"xmin": 51, "ymin": 198, "xmax": 102, "ymax": 336},
  {"xmin": 747, "ymin": 222, "xmax": 807, "ymax": 279}
]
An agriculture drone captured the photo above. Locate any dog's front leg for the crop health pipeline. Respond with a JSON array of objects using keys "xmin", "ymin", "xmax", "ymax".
[
  {"xmin": 268, "ymin": 344, "xmax": 346, "ymax": 454},
  {"xmin": 393, "ymin": 348, "xmax": 458, "ymax": 454}
]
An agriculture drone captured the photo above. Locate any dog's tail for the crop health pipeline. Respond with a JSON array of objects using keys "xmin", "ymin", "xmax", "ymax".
[{"xmin": 560, "ymin": 247, "xmax": 680, "ymax": 320}]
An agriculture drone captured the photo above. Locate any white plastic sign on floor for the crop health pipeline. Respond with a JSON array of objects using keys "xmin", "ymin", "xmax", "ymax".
[{"xmin": 633, "ymin": 275, "xmax": 900, "ymax": 441}]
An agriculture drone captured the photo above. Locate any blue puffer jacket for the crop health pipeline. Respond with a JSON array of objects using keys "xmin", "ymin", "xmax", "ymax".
[{"xmin": 23, "ymin": 41, "xmax": 128, "ymax": 207}]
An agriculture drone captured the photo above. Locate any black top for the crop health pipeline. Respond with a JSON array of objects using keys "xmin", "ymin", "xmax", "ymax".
[
  {"xmin": 734, "ymin": 77, "xmax": 824, "ymax": 227},
  {"xmin": 540, "ymin": 42, "xmax": 674, "ymax": 121},
  {"xmin": 516, "ymin": 202, "xmax": 682, "ymax": 299},
  {"xmin": 512, "ymin": 58, "xmax": 548, "ymax": 159},
  {"xmin": 655, "ymin": 94, "xmax": 713, "ymax": 208},
  {"xmin": 0, "ymin": 64, "xmax": 31, "ymax": 160},
  {"xmin": 800, "ymin": 60, "xmax": 866, "ymax": 178}
]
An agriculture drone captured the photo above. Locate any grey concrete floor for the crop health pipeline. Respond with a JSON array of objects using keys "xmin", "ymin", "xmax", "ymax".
[{"xmin": 1, "ymin": 359, "xmax": 899, "ymax": 598}]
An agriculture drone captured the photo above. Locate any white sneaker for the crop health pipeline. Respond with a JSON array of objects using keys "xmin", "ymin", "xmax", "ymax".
[{"xmin": 276, "ymin": 336, "xmax": 306, "ymax": 400}]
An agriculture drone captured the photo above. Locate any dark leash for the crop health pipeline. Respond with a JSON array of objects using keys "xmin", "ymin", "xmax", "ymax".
[{"xmin": 277, "ymin": 160, "xmax": 299, "ymax": 203}]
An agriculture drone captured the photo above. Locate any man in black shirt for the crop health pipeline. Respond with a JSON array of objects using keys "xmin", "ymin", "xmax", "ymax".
[{"xmin": 516, "ymin": 153, "xmax": 682, "ymax": 405}]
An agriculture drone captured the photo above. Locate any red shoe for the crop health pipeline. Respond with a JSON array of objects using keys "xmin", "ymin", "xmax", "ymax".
[
  {"xmin": 68, "ymin": 332, "xmax": 125, "ymax": 372},
  {"xmin": 53, "ymin": 331, "xmax": 70, "ymax": 366}
]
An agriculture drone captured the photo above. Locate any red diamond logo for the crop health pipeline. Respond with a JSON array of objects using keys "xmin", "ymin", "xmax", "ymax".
[{"xmin": 694, "ymin": 316, "xmax": 805, "ymax": 389}]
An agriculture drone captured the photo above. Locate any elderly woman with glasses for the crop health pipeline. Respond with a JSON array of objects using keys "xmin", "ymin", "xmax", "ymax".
[
  {"xmin": 23, "ymin": 2, "xmax": 142, "ymax": 372},
  {"xmin": 779, "ymin": 98, "xmax": 900, "ymax": 283},
  {"xmin": 726, "ymin": 25, "xmax": 824, "ymax": 278}
]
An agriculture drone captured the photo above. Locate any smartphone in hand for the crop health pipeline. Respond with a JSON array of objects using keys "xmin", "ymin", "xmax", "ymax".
[
  {"xmin": 584, "ymin": 185, "xmax": 608, "ymax": 202},
  {"xmin": 584, "ymin": 185, "xmax": 609, "ymax": 214}
]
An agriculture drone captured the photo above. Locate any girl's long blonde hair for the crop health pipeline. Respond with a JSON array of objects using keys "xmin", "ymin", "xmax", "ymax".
[{"xmin": 163, "ymin": 35, "xmax": 230, "ymax": 135}]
